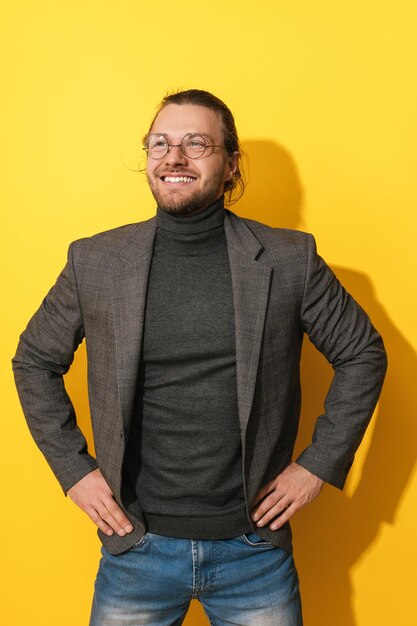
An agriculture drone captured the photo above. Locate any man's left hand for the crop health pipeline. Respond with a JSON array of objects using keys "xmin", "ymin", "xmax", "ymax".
[{"xmin": 250, "ymin": 462, "xmax": 324, "ymax": 531}]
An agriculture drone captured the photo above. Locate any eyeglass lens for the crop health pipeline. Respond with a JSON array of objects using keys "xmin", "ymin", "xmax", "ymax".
[{"xmin": 146, "ymin": 133, "xmax": 208, "ymax": 159}]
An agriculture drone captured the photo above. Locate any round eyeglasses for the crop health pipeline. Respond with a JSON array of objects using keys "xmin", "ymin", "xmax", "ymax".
[{"xmin": 143, "ymin": 133, "xmax": 227, "ymax": 160}]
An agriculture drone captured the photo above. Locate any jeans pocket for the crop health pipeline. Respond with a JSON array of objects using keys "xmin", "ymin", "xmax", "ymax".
[
  {"xmin": 240, "ymin": 531, "xmax": 277, "ymax": 548},
  {"xmin": 130, "ymin": 532, "xmax": 150, "ymax": 550}
]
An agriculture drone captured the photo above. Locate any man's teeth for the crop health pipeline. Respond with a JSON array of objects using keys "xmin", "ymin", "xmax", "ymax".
[{"xmin": 163, "ymin": 176, "xmax": 195, "ymax": 183}]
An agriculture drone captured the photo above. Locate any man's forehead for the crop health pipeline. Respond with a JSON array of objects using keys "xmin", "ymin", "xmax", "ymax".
[{"xmin": 150, "ymin": 103, "xmax": 223, "ymax": 138}]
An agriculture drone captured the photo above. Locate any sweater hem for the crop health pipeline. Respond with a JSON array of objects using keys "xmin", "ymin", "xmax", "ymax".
[{"xmin": 143, "ymin": 508, "xmax": 252, "ymax": 539}]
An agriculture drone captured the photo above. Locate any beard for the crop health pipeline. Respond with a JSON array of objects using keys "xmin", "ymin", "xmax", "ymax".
[{"xmin": 146, "ymin": 172, "xmax": 226, "ymax": 216}]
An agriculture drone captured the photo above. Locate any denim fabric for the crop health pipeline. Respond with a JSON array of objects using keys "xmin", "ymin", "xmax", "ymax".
[{"xmin": 89, "ymin": 531, "xmax": 302, "ymax": 625}]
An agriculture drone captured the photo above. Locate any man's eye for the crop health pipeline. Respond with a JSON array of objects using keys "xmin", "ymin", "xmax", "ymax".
[
  {"xmin": 186, "ymin": 139, "xmax": 205, "ymax": 148},
  {"xmin": 153, "ymin": 140, "xmax": 167, "ymax": 148}
]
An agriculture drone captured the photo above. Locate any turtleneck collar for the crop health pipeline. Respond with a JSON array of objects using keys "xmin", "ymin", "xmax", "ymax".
[
  {"xmin": 156, "ymin": 196, "xmax": 225, "ymax": 233},
  {"xmin": 154, "ymin": 196, "xmax": 226, "ymax": 256}
]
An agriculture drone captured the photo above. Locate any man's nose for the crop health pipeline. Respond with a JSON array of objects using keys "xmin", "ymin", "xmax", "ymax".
[{"xmin": 164, "ymin": 144, "xmax": 188, "ymax": 165}]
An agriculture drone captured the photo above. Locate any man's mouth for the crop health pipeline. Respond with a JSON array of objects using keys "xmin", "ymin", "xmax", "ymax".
[{"xmin": 160, "ymin": 175, "xmax": 196, "ymax": 184}]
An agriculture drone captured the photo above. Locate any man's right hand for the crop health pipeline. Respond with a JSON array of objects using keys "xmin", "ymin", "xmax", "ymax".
[{"xmin": 67, "ymin": 468, "xmax": 134, "ymax": 537}]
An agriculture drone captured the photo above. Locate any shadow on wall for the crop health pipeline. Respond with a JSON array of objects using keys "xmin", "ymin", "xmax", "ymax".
[
  {"xmin": 236, "ymin": 140, "xmax": 417, "ymax": 625},
  {"xmin": 237, "ymin": 140, "xmax": 305, "ymax": 230},
  {"xmin": 65, "ymin": 139, "xmax": 417, "ymax": 626}
]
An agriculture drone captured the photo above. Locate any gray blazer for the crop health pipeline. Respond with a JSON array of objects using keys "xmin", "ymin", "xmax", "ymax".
[{"xmin": 12, "ymin": 209, "xmax": 387, "ymax": 553}]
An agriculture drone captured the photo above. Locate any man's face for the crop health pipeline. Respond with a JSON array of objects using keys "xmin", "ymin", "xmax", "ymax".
[{"xmin": 146, "ymin": 104, "xmax": 238, "ymax": 216}]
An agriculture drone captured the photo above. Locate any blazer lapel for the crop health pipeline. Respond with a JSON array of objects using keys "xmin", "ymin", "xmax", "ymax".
[
  {"xmin": 109, "ymin": 217, "xmax": 157, "ymax": 434},
  {"xmin": 224, "ymin": 211, "xmax": 273, "ymax": 456}
]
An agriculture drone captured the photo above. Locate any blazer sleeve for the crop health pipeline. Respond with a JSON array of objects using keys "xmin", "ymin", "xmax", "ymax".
[
  {"xmin": 295, "ymin": 234, "xmax": 387, "ymax": 489},
  {"xmin": 12, "ymin": 242, "xmax": 98, "ymax": 494}
]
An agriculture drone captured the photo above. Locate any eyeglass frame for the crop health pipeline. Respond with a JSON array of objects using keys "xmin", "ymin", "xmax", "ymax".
[{"xmin": 142, "ymin": 132, "xmax": 230, "ymax": 160}]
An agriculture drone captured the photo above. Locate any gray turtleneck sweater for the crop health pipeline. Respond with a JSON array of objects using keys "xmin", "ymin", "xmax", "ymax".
[{"xmin": 123, "ymin": 197, "xmax": 252, "ymax": 539}]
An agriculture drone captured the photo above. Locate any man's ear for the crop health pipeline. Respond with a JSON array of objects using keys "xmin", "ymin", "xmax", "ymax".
[{"xmin": 227, "ymin": 151, "xmax": 239, "ymax": 179}]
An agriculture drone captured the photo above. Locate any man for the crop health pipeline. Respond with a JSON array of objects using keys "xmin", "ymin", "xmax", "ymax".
[{"xmin": 13, "ymin": 89, "xmax": 387, "ymax": 625}]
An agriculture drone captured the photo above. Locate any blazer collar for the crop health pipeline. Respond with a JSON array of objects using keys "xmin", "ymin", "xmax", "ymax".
[
  {"xmin": 224, "ymin": 209, "xmax": 264, "ymax": 260},
  {"xmin": 112, "ymin": 208, "xmax": 265, "ymax": 266}
]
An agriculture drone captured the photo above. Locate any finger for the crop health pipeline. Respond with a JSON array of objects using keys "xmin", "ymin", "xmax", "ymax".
[
  {"xmin": 269, "ymin": 503, "xmax": 297, "ymax": 531},
  {"xmin": 252, "ymin": 489, "xmax": 285, "ymax": 520},
  {"xmin": 86, "ymin": 506, "xmax": 116, "ymax": 536},
  {"xmin": 105, "ymin": 499, "xmax": 134, "ymax": 533},
  {"xmin": 254, "ymin": 497, "xmax": 291, "ymax": 527},
  {"xmin": 94, "ymin": 501, "xmax": 129, "ymax": 537},
  {"xmin": 252, "ymin": 480, "xmax": 276, "ymax": 506}
]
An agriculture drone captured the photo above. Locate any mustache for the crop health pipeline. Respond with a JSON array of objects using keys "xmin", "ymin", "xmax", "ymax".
[{"xmin": 155, "ymin": 168, "xmax": 198, "ymax": 178}]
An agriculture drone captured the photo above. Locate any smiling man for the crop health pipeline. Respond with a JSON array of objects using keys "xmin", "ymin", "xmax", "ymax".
[
  {"xmin": 145, "ymin": 102, "xmax": 238, "ymax": 215},
  {"xmin": 13, "ymin": 89, "xmax": 387, "ymax": 626}
]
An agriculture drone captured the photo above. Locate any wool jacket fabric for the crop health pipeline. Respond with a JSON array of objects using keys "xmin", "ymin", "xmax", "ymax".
[{"xmin": 12, "ymin": 207, "xmax": 387, "ymax": 554}]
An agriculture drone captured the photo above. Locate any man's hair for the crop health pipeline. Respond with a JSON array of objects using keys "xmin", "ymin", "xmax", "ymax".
[{"xmin": 148, "ymin": 89, "xmax": 246, "ymax": 205}]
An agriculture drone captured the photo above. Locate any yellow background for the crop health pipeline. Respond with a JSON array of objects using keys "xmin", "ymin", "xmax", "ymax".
[{"xmin": 1, "ymin": 1, "xmax": 416, "ymax": 624}]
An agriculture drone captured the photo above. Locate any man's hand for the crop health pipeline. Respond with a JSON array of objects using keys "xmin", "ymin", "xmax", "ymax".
[
  {"xmin": 251, "ymin": 462, "xmax": 324, "ymax": 531},
  {"xmin": 67, "ymin": 468, "xmax": 134, "ymax": 537}
]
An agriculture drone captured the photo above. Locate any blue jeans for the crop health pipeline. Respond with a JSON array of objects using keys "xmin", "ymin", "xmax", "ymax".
[{"xmin": 89, "ymin": 531, "xmax": 302, "ymax": 625}]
